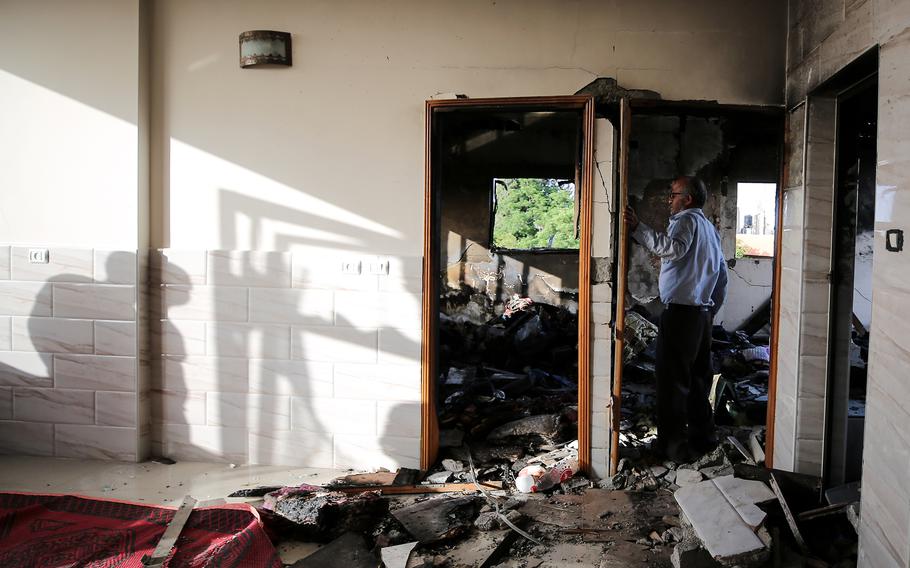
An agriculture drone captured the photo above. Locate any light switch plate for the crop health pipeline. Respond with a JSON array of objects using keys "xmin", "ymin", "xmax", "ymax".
[
  {"xmin": 28, "ymin": 248, "xmax": 49, "ymax": 264},
  {"xmin": 367, "ymin": 259, "xmax": 389, "ymax": 275},
  {"xmin": 341, "ymin": 260, "xmax": 361, "ymax": 275}
]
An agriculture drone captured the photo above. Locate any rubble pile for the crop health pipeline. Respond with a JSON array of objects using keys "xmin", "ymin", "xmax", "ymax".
[
  {"xmin": 434, "ymin": 289, "xmax": 580, "ymax": 485},
  {"xmin": 619, "ymin": 307, "xmax": 773, "ymax": 453}
]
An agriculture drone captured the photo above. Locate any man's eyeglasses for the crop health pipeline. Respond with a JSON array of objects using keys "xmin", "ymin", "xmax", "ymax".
[{"xmin": 668, "ymin": 192, "xmax": 685, "ymax": 199}]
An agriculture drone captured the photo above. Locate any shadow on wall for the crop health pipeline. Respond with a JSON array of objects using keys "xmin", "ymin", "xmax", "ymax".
[
  {"xmin": 0, "ymin": 252, "xmax": 138, "ymax": 459},
  {"xmin": 147, "ymin": 187, "xmax": 424, "ymax": 469}
]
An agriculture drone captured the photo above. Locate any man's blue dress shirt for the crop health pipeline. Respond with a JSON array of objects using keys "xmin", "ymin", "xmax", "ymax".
[{"xmin": 631, "ymin": 208, "xmax": 728, "ymax": 314}]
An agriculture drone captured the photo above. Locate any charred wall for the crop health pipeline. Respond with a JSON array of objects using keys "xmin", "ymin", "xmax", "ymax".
[
  {"xmin": 437, "ymin": 110, "xmax": 582, "ymax": 313},
  {"xmin": 625, "ymin": 109, "xmax": 781, "ymax": 325}
]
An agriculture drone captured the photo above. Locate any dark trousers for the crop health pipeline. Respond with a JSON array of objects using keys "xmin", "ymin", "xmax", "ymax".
[{"xmin": 655, "ymin": 304, "xmax": 715, "ymax": 449}]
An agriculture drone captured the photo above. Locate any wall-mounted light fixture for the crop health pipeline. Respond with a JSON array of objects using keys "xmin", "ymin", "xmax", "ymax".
[{"xmin": 239, "ymin": 30, "xmax": 292, "ymax": 68}]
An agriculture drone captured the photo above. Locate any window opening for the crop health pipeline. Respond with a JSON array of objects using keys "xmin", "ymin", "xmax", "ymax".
[
  {"xmin": 491, "ymin": 178, "xmax": 579, "ymax": 251},
  {"xmin": 735, "ymin": 182, "xmax": 777, "ymax": 258}
]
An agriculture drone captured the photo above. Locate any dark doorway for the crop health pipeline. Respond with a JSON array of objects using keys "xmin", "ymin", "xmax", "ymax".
[{"xmin": 825, "ymin": 76, "xmax": 878, "ymax": 487}]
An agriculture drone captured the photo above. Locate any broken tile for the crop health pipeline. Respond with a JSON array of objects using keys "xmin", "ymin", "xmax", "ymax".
[
  {"xmin": 712, "ymin": 475, "xmax": 775, "ymax": 531},
  {"xmin": 675, "ymin": 479, "xmax": 769, "ymax": 566},
  {"xmin": 380, "ymin": 541, "xmax": 418, "ymax": 568}
]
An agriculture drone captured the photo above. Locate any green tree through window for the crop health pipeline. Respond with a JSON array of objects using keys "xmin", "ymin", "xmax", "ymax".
[{"xmin": 492, "ymin": 178, "xmax": 579, "ymax": 250}]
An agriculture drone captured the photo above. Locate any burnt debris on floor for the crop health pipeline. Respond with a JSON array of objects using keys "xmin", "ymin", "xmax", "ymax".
[
  {"xmin": 435, "ymin": 288, "xmax": 580, "ymax": 489},
  {"xmin": 228, "ymin": 432, "xmax": 854, "ymax": 567}
]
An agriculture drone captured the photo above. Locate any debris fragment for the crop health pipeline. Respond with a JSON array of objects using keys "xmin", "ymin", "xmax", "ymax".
[
  {"xmin": 288, "ymin": 532, "xmax": 375, "ymax": 568},
  {"xmin": 379, "ymin": 541, "xmax": 418, "ymax": 568},
  {"xmin": 391, "ymin": 495, "xmax": 478, "ymax": 543}
]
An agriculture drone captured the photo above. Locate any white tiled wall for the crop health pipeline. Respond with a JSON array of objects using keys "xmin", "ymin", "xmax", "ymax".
[
  {"xmin": 0, "ymin": 245, "xmax": 141, "ymax": 461},
  {"xmin": 150, "ymin": 249, "xmax": 423, "ymax": 470}
]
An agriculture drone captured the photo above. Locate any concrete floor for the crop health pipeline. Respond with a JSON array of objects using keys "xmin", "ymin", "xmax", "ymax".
[{"xmin": 0, "ymin": 456, "xmax": 346, "ymax": 506}]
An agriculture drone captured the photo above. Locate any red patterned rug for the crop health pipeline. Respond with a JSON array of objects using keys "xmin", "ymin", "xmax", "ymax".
[{"xmin": 0, "ymin": 492, "xmax": 282, "ymax": 568}]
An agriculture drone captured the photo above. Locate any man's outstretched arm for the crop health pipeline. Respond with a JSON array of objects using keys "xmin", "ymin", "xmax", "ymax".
[{"xmin": 624, "ymin": 206, "xmax": 695, "ymax": 261}]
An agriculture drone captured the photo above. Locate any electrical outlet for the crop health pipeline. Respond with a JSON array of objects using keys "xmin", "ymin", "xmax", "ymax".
[
  {"xmin": 341, "ymin": 260, "xmax": 361, "ymax": 275},
  {"xmin": 28, "ymin": 248, "xmax": 49, "ymax": 264},
  {"xmin": 367, "ymin": 259, "xmax": 389, "ymax": 275}
]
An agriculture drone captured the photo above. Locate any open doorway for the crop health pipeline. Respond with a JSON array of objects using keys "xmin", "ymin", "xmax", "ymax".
[
  {"xmin": 421, "ymin": 97, "xmax": 595, "ymax": 482},
  {"xmin": 614, "ymin": 104, "xmax": 783, "ymax": 473},
  {"xmin": 825, "ymin": 76, "xmax": 877, "ymax": 489}
]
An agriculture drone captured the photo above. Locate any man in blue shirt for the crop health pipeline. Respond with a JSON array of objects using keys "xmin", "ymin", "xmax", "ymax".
[{"xmin": 623, "ymin": 176, "xmax": 728, "ymax": 462}]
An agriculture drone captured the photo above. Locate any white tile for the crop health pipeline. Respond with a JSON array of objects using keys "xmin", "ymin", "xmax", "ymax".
[
  {"xmin": 591, "ymin": 448, "xmax": 609, "ymax": 481},
  {"xmin": 96, "ymin": 392, "xmax": 137, "ymax": 426},
  {"xmin": 94, "ymin": 250, "xmax": 137, "ymax": 284},
  {"xmin": 592, "ymin": 202, "xmax": 614, "ymax": 258},
  {"xmin": 0, "ymin": 247, "xmax": 9, "ymax": 280},
  {"xmin": 592, "ymin": 339, "xmax": 612, "ymax": 376},
  {"xmin": 249, "ymin": 359, "xmax": 333, "ymax": 397},
  {"xmin": 291, "ymin": 397, "xmax": 376, "ymax": 435},
  {"xmin": 292, "ymin": 326, "xmax": 377, "ymax": 363},
  {"xmin": 206, "ymin": 322, "xmax": 290, "ymax": 359},
  {"xmin": 249, "ymin": 288, "xmax": 334, "ymax": 324},
  {"xmin": 795, "ymin": 438, "xmax": 823, "ymax": 477},
  {"xmin": 207, "ymin": 251, "xmax": 291, "ymax": 288},
  {"xmin": 53, "ymin": 283, "xmax": 135, "ymax": 320},
  {"xmin": 377, "ymin": 400, "xmax": 421, "ymax": 438},
  {"xmin": 796, "ymin": 395, "xmax": 825, "ymax": 441},
  {"xmin": 14, "ymin": 388, "xmax": 94, "ymax": 424},
  {"xmin": 206, "ymin": 392, "xmax": 290, "ymax": 430},
  {"xmin": 334, "ymin": 291, "xmax": 422, "ymax": 329},
  {"xmin": 164, "ymin": 285, "xmax": 248, "ymax": 322},
  {"xmin": 333, "ymin": 434, "xmax": 419, "ymax": 470},
  {"xmin": 163, "ymin": 356, "xmax": 248, "ymax": 393},
  {"xmin": 10, "ymin": 247, "xmax": 93, "ymax": 282},
  {"xmin": 155, "ymin": 390, "xmax": 206, "ymax": 425},
  {"xmin": 12, "ymin": 317, "xmax": 93, "ymax": 353},
  {"xmin": 248, "ymin": 429, "xmax": 332, "ymax": 468},
  {"xmin": 55, "ymin": 425, "xmax": 137, "ymax": 461},
  {"xmin": 0, "ymin": 352, "xmax": 52, "ymax": 388},
  {"xmin": 591, "ymin": 282, "xmax": 613, "ymax": 303},
  {"xmin": 378, "ymin": 328, "xmax": 421, "ymax": 365},
  {"xmin": 0, "ymin": 316, "xmax": 8, "ymax": 350},
  {"xmin": 333, "ymin": 364, "xmax": 421, "ymax": 401},
  {"xmin": 592, "ymin": 302, "xmax": 612, "ymax": 326},
  {"xmin": 0, "ymin": 421, "xmax": 53, "ymax": 455},
  {"xmin": 378, "ymin": 256, "xmax": 423, "ymax": 294},
  {"xmin": 592, "ymin": 411, "xmax": 609, "ymax": 450},
  {"xmin": 54, "ymin": 355, "xmax": 136, "ymax": 391},
  {"xmin": 161, "ymin": 320, "xmax": 206, "ymax": 355},
  {"xmin": 0, "ymin": 282, "xmax": 51, "ymax": 316},
  {"xmin": 160, "ymin": 424, "xmax": 247, "ymax": 463},
  {"xmin": 95, "ymin": 320, "xmax": 136, "ymax": 356},
  {"xmin": 0, "ymin": 388, "xmax": 10, "ymax": 419},
  {"xmin": 151, "ymin": 250, "xmax": 206, "ymax": 285}
]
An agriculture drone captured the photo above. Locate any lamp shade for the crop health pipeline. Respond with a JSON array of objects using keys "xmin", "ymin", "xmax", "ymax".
[{"xmin": 239, "ymin": 31, "xmax": 291, "ymax": 67}]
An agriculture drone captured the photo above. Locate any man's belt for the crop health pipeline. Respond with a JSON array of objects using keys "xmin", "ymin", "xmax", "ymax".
[{"xmin": 665, "ymin": 303, "xmax": 711, "ymax": 313}]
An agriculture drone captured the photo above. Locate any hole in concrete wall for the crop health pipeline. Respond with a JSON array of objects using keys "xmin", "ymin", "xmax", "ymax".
[{"xmin": 431, "ymin": 106, "xmax": 584, "ymax": 484}]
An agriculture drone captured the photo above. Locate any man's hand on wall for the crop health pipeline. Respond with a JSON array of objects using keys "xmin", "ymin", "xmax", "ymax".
[{"xmin": 623, "ymin": 206, "xmax": 639, "ymax": 232}]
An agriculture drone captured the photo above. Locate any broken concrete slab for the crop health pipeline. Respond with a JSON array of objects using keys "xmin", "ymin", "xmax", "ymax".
[
  {"xmin": 326, "ymin": 470, "xmax": 397, "ymax": 488},
  {"xmin": 675, "ymin": 469, "xmax": 704, "ymax": 487},
  {"xmin": 675, "ymin": 478, "xmax": 770, "ymax": 566},
  {"xmin": 441, "ymin": 459, "xmax": 464, "ymax": 473},
  {"xmin": 392, "ymin": 495, "xmax": 478, "ymax": 543},
  {"xmin": 712, "ymin": 475, "xmax": 776, "ymax": 530},
  {"xmin": 290, "ymin": 531, "xmax": 375, "ymax": 568},
  {"xmin": 426, "ymin": 471, "xmax": 453, "ymax": 484},
  {"xmin": 380, "ymin": 541, "xmax": 418, "ymax": 568},
  {"xmin": 431, "ymin": 527, "xmax": 519, "ymax": 568}
]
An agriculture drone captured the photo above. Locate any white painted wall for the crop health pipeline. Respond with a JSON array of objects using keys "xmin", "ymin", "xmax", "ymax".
[
  {"xmin": 0, "ymin": 0, "xmax": 141, "ymax": 248},
  {"xmin": 151, "ymin": 0, "xmax": 786, "ymax": 254},
  {"xmin": 718, "ymin": 257, "xmax": 773, "ymax": 331}
]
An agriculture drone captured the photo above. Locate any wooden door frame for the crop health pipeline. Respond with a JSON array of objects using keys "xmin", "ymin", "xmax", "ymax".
[{"xmin": 421, "ymin": 95, "xmax": 596, "ymax": 473}]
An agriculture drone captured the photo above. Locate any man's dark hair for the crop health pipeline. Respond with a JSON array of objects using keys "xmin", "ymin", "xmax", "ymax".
[{"xmin": 680, "ymin": 176, "xmax": 707, "ymax": 208}]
